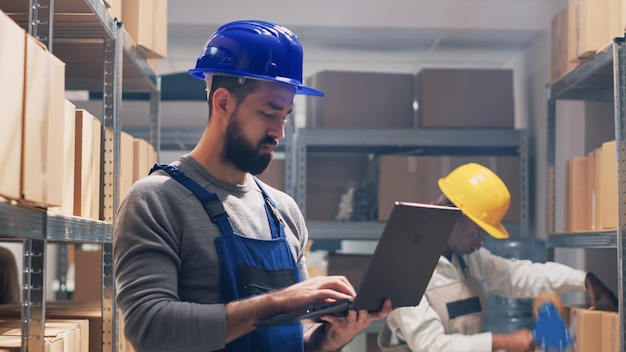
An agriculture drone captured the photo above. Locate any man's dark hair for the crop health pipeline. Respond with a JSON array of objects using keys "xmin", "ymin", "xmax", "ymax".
[{"xmin": 207, "ymin": 75, "xmax": 260, "ymax": 116}]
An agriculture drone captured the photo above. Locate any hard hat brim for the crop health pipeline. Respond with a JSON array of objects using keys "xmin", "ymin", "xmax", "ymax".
[
  {"xmin": 188, "ymin": 69, "xmax": 324, "ymax": 97},
  {"xmin": 466, "ymin": 214, "xmax": 509, "ymax": 239}
]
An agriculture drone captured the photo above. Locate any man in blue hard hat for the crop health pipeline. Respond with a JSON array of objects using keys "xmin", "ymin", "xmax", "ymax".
[{"xmin": 113, "ymin": 20, "xmax": 392, "ymax": 352}]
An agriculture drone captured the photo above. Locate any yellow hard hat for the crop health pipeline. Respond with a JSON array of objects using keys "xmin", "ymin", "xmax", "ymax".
[{"xmin": 438, "ymin": 162, "xmax": 510, "ymax": 239}]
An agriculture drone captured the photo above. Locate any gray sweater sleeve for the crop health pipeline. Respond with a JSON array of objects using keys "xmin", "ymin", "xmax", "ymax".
[{"xmin": 113, "ymin": 174, "xmax": 228, "ymax": 352}]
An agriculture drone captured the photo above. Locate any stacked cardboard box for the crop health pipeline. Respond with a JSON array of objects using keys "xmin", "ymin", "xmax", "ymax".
[
  {"xmin": 565, "ymin": 157, "xmax": 589, "ymax": 231},
  {"xmin": 74, "ymin": 110, "xmax": 102, "ymax": 221},
  {"xmin": 564, "ymin": 140, "xmax": 617, "ymax": 232},
  {"xmin": 122, "ymin": 0, "xmax": 168, "ymax": 58},
  {"xmin": 49, "ymin": 101, "xmax": 78, "ymax": 216},
  {"xmin": 0, "ymin": 319, "xmax": 88, "ymax": 352},
  {"xmin": 552, "ymin": 0, "xmax": 626, "ymax": 82},
  {"xmin": 415, "ymin": 68, "xmax": 515, "ymax": 128},
  {"xmin": 22, "ymin": 30, "xmax": 67, "ymax": 206},
  {"xmin": 566, "ymin": 306, "xmax": 619, "ymax": 352},
  {"xmin": 0, "ymin": 302, "xmax": 102, "ymax": 352},
  {"xmin": 305, "ymin": 70, "xmax": 415, "ymax": 129},
  {"xmin": 0, "ymin": 11, "xmax": 24, "ymax": 201}
]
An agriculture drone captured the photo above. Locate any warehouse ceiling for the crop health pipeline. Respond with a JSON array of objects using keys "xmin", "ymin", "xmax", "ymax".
[
  {"xmin": 114, "ymin": 0, "xmax": 568, "ymax": 150},
  {"xmin": 160, "ymin": 0, "xmax": 567, "ymax": 76}
]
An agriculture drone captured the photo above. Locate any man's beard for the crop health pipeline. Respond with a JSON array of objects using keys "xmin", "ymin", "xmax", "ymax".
[{"xmin": 224, "ymin": 112, "xmax": 277, "ymax": 175}]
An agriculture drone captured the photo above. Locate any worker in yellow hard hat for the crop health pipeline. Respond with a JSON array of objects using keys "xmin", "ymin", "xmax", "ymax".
[{"xmin": 378, "ymin": 162, "xmax": 618, "ymax": 352}]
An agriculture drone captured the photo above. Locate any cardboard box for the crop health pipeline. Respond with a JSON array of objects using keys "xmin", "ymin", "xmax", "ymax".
[
  {"xmin": 599, "ymin": 140, "xmax": 617, "ymax": 229},
  {"xmin": 46, "ymin": 52, "xmax": 68, "ymax": 207},
  {"xmin": 377, "ymin": 156, "xmax": 442, "ymax": 220},
  {"xmin": 0, "ymin": 303, "xmax": 99, "ymax": 352},
  {"xmin": 586, "ymin": 149, "xmax": 597, "ymax": 229},
  {"xmin": 132, "ymin": 138, "xmax": 149, "ymax": 184},
  {"xmin": 609, "ymin": 0, "xmax": 626, "ymax": 38},
  {"xmin": 567, "ymin": 306, "xmax": 619, "ymax": 352},
  {"xmin": 551, "ymin": 6, "xmax": 579, "ymax": 82},
  {"xmin": 119, "ymin": 131, "xmax": 135, "ymax": 203},
  {"xmin": 74, "ymin": 110, "xmax": 102, "ymax": 220},
  {"xmin": 0, "ymin": 318, "xmax": 88, "ymax": 352},
  {"xmin": 22, "ymin": 34, "xmax": 48, "ymax": 205},
  {"xmin": 0, "ymin": 335, "xmax": 63, "ymax": 352},
  {"xmin": 257, "ymin": 159, "xmax": 285, "ymax": 191},
  {"xmin": 305, "ymin": 70, "xmax": 415, "ymax": 129},
  {"xmin": 0, "ymin": 11, "xmax": 24, "ymax": 200},
  {"xmin": 49, "ymin": 100, "xmax": 77, "ymax": 216},
  {"xmin": 105, "ymin": 0, "xmax": 122, "ymax": 20},
  {"xmin": 593, "ymin": 147, "xmax": 603, "ymax": 229},
  {"xmin": 306, "ymin": 155, "xmax": 373, "ymax": 221},
  {"xmin": 21, "ymin": 33, "xmax": 66, "ymax": 206},
  {"xmin": 601, "ymin": 311, "xmax": 619, "ymax": 352},
  {"xmin": 73, "ymin": 249, "xmax": 102, "ymax": 302},
  {"xmin": 122, "ymin": 0, "xmax": 168, "ymax": 58},
  {"xmin": 565, "ymin": 156, "xmax": 589, "ymax": 231},
  {"xmin": 569, "ymin": 306, "xmax": 604, "ymax": 352},
  {"xmin": 415, "ymin": 68, "xmax": 514, "ymax": 128},
  {"xmin": 568, "ymin": 0, "xmax": 611, "ymax": 60}
]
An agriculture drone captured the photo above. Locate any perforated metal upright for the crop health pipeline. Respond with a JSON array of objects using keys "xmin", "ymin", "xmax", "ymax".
[
  {"xmin": 101, "ymin": 21, "xmax": 123, "ymax": 352},
  {"xmin": 614, "ymin": 37, "xmax": 626, "ymax": 352},
  {"xmin": 24, "ymin": 1, "xmax": 52, "ymax": 351}
]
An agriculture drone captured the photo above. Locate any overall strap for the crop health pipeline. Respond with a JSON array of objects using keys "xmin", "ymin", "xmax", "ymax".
[
  {"xmin": 150, "ymin": 163, "xmax": 235, "ymax": 235},
  {"xmin": 253, "ymin": 176, "xmax": 285, "ymax": 239},
  {"xmin": 456, "ymin": 255, "xmax": 470, "ymax": 279}
]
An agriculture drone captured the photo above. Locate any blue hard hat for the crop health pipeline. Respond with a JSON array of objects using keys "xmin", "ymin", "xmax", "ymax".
[{"xmin": 189, "ymin": 20, "xmax": 323, "ymax": 97}]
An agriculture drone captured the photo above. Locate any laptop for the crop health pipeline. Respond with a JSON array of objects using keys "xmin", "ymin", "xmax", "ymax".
[{"xmin": 254, "ymin": 201, "xmax": 460, "ymax": 328}]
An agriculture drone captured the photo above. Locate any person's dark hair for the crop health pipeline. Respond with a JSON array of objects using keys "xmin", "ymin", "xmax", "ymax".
[{"xmin": 207, "ymin": 75, "xmax": 260, "ymax": 116}]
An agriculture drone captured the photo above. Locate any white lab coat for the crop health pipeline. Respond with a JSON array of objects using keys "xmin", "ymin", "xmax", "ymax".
[{"xmin": 381, "ymin": 247, "xmax": 587, "ymax": 352}]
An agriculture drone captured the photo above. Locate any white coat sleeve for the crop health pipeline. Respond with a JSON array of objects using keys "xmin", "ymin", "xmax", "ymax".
[
  {"xmin": 385, "ymin": 296, "xmax": 492, "ymax": 352},
  {"xmin": 472, "ymin": 248, "xmax": 587, "ymax": 298}
]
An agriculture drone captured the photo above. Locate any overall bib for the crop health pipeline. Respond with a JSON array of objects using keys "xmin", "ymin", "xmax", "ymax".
[
  {"xmin": 378, "ymin": 255, "xmax": 486, "ymax": 351},
  {"xmin": 426, "ymin": 255, "xmax": 486, "ymax": 335},
  {"xmin": 151, "ymin": 164, "xmax": 304, "ymax": 352}
]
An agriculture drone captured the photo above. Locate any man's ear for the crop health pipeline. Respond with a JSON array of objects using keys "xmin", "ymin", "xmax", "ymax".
[{"xmin": 212, "ymin": 88, "xmax": 232, "ymax": 117}]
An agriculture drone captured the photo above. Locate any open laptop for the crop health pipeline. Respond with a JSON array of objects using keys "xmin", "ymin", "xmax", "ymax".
[{"xmin": 254, "ymin": 201, "xmax": 460, "ymax": 328}]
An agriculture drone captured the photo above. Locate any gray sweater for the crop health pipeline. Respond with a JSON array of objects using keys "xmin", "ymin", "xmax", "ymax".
[{"xmin": 113, "ymin": 155, "xmax": 309, "ymax": 351}]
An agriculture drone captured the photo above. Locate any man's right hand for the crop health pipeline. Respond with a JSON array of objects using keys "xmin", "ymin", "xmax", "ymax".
[{"xmin": 266, "ymin": 275, "xmax": 357, "ymax": 316}]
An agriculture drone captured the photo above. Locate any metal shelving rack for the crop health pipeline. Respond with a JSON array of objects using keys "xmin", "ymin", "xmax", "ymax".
[
  {"xmin": 0, "ymin": 0, "xmax": 161, "ymax": 351},
  {"xmin": 285, "ymin": 127, "xmax": 529, "ymax": 240},
  {"xmin": 545, "ymin": 37, "xmax": 625, "ymax": 351}
]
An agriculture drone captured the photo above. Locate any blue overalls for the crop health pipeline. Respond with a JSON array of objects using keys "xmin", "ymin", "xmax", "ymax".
[{"xmin": 150, "ymin": 164, "xmax": 304, "ymax": 352}]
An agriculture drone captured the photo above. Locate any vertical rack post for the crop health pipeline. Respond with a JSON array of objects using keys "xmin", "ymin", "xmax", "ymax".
[
  {"xmin": 28, "ymin": 0, "xmax": 52, "ymax": 51},
  {"xmin": 519, "ymin": 129, "xmax": 530, "ymax": 237},
  {"xmin": 613, "ymin": 37, "xmax": 626, "ymax": 352},
  {"xmin": 22, "ymin": 237, "xmax": 46, "ymax": 352},
  {"xmin": 295, "ymin": 130, "xmax": 308, "ymax": 216},
  {"xmin": 284, "ymin": 118, "xmax": 296, "ymax": 198},
  {"xmin": 101, "ymin": 21, "xmax": 123, "ymax": 352},
  {"xmin": 150, "ymin": 77, "xmax": 162, "ymax": 159},
  {"xmin": 546, "ymin": 96, "xmax": 557, "ymax": 235},
  {"xmin": 25, "ymin": 1, "xmax": 51, "ymax": 351}
]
